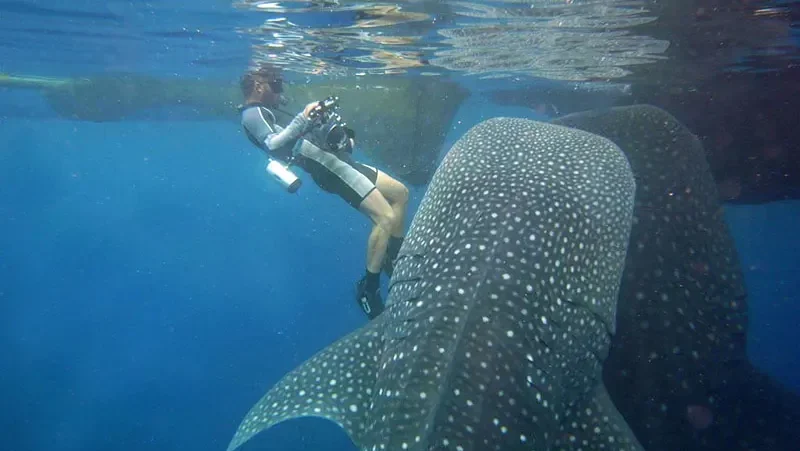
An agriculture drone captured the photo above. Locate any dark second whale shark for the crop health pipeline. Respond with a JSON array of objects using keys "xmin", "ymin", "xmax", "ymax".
[
  {"xmin": 554, "ymin": 105, "xmax": 800, "ymax": 451},
  {"xmin": 226, "ymin": 117, "xmax": 644, "ymax": 450}
]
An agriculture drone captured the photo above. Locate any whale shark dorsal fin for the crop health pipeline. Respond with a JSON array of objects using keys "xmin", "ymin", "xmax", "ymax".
[{"xmin": 226, "ymin": 319, "xmax": 384, "ymax": 451}]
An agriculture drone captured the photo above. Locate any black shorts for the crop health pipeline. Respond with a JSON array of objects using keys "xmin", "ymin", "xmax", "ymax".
[{"xmin": 296, "ymin": 151, "xmax": 379, "ymax": 209}]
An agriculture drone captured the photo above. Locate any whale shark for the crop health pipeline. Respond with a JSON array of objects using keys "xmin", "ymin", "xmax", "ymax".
[
  {"xmin": 554, "ymin": 104, "xmax": 800, "ymax": 451},
  {"xmin": 226, "ymin": 117, "xmax": 644, "ymax": 451}
]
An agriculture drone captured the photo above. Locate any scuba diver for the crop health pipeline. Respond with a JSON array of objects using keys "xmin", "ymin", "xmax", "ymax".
[{"xmin": 238, "ymin": 63, "xmax": 408, "ymax": 320}]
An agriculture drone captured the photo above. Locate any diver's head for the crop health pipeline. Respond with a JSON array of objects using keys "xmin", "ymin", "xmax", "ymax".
[{"xmin": 241, "ymin": 62, "xmax": 284, "ymax": 108}]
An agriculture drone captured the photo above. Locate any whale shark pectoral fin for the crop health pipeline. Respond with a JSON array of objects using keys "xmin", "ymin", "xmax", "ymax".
[
  {"xmin": 556, "ymin": 383, "xmax": 645, "ymax": 451},
  {"xmin": 226, "ymin": 320, "xmax": 384, "ymax": 451}
]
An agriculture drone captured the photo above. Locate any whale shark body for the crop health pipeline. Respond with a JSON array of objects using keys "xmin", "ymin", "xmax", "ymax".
[
  {"xmin": 226, "ymin": 117, "xmax": 642, "ymax": 451},
  {"xmin": 226, "ymin": 105, "xmax": 800, "ymax": 451}
]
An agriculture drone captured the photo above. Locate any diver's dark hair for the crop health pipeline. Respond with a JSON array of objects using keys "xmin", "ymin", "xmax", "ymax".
[{"xmin": 240, "ymin": 62, "xmax": 283, "ymax": 98}]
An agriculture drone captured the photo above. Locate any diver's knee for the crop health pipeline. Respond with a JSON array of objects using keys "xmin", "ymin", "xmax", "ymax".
[
  {"xmin": 377, "ymin": 172, "xmax": 409, "ymax": 206},
  {"xmin": 376, "ymin": 208, "xmax": 396, "ymax": 233},
  {"xmin": 396, "ymin": 183, "xmax": 409, "ymax": 205}
]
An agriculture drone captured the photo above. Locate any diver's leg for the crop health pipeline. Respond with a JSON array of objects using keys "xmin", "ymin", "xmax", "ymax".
[
  {"xmin": 357, "ymin": 189, "xmax": 396, "ymax": 273},
  {"xmin": 374, "ymin": 171, "xmax": 409, "ymax": 238},
  {"xmin": 298, "ymin": 150, "xmax": 394, "ymax": 319},
  {"xmin": 373, "ymin": 171, "xmax": 409, "ymax": 276},
  {"xmin": 355, "ymin": 189, "xmax": 395, "ymax": 319}
]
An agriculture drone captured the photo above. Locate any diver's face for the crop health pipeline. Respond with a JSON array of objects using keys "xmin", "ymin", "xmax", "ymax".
[{"xmin": 254, "ymin": 76, "xmax": 283, "ymax": 106}]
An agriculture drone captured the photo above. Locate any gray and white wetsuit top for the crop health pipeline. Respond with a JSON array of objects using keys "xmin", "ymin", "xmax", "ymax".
[{"xmin": 240, "ymin": 104, "xmax": 377, "ymax": 207}]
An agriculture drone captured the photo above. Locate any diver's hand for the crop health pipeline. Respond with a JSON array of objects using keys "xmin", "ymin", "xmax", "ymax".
[{"xmin": 302, "ymin": 101, "xmax": 322, "ymax": 119}]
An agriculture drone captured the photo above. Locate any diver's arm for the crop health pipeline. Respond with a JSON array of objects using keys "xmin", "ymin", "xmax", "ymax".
[
  {"xmin": 241, "ymin": 102, "xmax": 321, "ymax": 156},
  {"xmin": 264, "ymin": 113, "xmax": 312, "ymax": 151}
]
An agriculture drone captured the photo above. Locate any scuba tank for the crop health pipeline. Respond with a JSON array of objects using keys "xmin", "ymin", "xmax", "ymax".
[{"xmin": 265, "ymin": 158, "xmax": 301, "ymax": 193}]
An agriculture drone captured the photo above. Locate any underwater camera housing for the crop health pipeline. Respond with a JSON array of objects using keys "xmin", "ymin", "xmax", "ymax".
[
  {"xmin": 308, "ymin": 95, "xmax": 339, "ymax": 122},
  {"xmin": 309, "ymin": 96, "xmax": 355, "ymax": 153}
]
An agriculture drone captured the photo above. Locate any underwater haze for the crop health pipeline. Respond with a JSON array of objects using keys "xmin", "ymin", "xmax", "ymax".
[{"xmin": 2, "ymin": 1, "xmax": 800, "ymax": 451}]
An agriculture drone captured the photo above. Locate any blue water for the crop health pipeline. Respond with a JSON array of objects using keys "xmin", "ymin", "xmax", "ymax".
[
  {"xmin": 0, "ymin": 0, "xmax": 253, "ymax": 79},
  {"xmin": 726, "ymin": 202, "xmax": 800, "ymax": 388},
  {"xmin": 0, "ymin": 118, "xmax": 373, "ymax": 451},
  {"xmin": 2, "ymin": 2, "xmax": 800, "ymax": 451}
]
